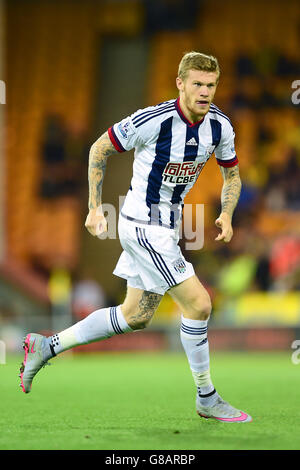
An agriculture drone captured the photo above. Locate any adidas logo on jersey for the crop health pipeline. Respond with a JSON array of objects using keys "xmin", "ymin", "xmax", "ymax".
[{"xmin": 186, "ymin": 137, "xmax": 198, "ymax": 146}]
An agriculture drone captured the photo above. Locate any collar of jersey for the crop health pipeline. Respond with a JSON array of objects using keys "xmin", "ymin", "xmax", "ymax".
[{"xmin": 175, "ymin": 97, "xmax": 205, "ymax": 127}]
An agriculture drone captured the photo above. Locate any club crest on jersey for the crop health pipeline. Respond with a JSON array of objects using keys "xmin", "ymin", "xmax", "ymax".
[
  {"xmin": 118, "ymin": 121, "xmax": 132, "ymax": 139},
  {"xmin": 204, "ymin": 145, "xmax": 215, "ymax": 158},
  {"xmin": 162, "ymin": 161, "xmax": 205, "ymax": 184},
  {"xmin": 173, "ymin": 258, "xmax": 186, "ymax": 274}
]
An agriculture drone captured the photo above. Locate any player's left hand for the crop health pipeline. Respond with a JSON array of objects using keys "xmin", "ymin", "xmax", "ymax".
[{"xmin": 215, "ymin": 212, "xmax": 233, "ymax": 243}]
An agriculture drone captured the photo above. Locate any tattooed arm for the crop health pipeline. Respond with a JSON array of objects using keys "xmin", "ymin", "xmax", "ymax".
[
  {"xmin": 85, "ymin": 131, "xmax": 119, "ymax": 237},
  {"xmin": 215, "ymin": 165, "xmax": 242, "ymax": 243},
  {"xmin": 220, "ymin": 165, "xmax": 242, "ymax": 218}
]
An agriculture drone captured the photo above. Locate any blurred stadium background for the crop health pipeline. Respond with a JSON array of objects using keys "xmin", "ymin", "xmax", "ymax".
[{"xmin": 0, "ymin": 0, "xmax": 300, "ymax": 357}]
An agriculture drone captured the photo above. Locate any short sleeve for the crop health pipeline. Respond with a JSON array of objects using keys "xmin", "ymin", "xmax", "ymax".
[
  {"xmin": 108, "ymin": 114, "xmax": 145, "ymax": 153},
  {"xmin": 214, "ymin": 120, "xmax": 238, "ymax": 167}
]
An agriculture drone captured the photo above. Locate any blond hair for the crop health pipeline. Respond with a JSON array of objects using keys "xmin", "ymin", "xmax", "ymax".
[{"xmin": 178, "ymin": 51, "xmax": 220, "ymax": 81}]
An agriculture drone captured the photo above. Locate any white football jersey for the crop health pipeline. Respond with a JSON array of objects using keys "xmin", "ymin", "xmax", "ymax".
[{"xmin": 108, "ymin": 98, "xmax": 238, "ymax": 230}]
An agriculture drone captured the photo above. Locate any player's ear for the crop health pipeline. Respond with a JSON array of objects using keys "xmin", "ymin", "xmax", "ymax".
[{"xmin": 176, "ymin": 76, "xmax": 184, "ymax": 92}]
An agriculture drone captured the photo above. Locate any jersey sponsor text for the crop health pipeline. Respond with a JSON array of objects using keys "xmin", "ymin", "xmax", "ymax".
[{"xmin": 162, "ymin": 161, "xmax": 206, "ymax": 184}]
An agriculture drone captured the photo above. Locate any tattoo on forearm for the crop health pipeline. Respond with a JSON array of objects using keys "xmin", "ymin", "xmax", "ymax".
[
  {"xmin": 88, "ymin": 131, "xmax": 119, "ymax": 209},
  {"xmin": 129, "ymin": 291, "xmax": 162, "ymax": 329},
  {"xmin": 220, "ymin": 165, "xmax": 242, "ymax": 217}
]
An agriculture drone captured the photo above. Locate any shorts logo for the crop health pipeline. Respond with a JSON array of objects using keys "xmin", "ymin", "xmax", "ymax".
[
  {"xmin": 163, "ymin": 161, "xmax": 206, "ymax": 184},
  {"xmin": 118, "ymin": 121, "xmax": 132, "ymax": 139},
  {"xmin": 173, "ymin": 258, "xmax": 186, "ymax": 274}
]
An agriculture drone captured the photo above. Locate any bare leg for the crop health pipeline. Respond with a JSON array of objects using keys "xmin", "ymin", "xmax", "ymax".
[{"xmin": 121, "ymin": 286, "xmax": 163, "ymax": 330}]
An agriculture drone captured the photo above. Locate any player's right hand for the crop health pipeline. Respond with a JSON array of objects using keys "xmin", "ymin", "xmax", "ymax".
[{"xmin": 85, "ymin": 206, "xmax": 108, "ymax": 238}]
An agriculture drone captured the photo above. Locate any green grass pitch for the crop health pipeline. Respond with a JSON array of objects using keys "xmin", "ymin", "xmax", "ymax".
[{"xmin": 1, "ymin": 350, "xmax": 299, "ymax": 450}]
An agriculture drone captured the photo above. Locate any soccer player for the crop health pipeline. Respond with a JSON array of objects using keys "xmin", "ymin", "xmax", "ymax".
[{"xmin": 20, "ymin": 52, "xmax": 252, "ymax": 423}]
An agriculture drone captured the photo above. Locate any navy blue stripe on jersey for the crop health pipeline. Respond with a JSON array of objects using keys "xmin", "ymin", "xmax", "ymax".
[
  {"xmin": 140, "ymin": 228, "xmax": 177, "ymax": 286},
  {"xmin": 209, "ymin": 106, "xmax": 233, "ymax": 127},
  {"xmin": 132, "ymin": 102, "xmax": 175, "ymax": 126},
  {"xmin": 132, "ymin": 101, "xmax": 174, "ymax": 124},
  {"xmin": 146, "ymin": 116, "xmax": 173, "ymax": 224},
  {"xmin": 210, "ymin": 103, "xmax": 232, "ymax": 121},
  {"xmin": 208, "ymin": 110, "xmax": 233, "ymax": 128},
  {"xmin": 170, "ymin": 123, "xmax": 200, "ymax": 228},
  {"xmin": 209, "ymin": 119, "xmax": 222, "ymax": 147},
  {"xmin": 110, "ymin": 306, "xmax": 123, "ymax": 334},
  {"xmin": 135, "ymin": 227, "xmax": 175, "ymax": 287},
  {"xmin": 157, "ymin": 100, "xmax": 174, "ymax": 106},
  {"xmin": 170, "ymin": 186, "xmax": 184, "ymax": 228},
  {"xmin": 134, "ymin": 106, "xmax": 176, "ymax": 128}
]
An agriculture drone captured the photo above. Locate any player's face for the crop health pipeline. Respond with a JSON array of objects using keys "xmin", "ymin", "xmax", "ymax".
[{"xmin": 176, "ymin": 69, "xmax": 219, "ymax": 120}]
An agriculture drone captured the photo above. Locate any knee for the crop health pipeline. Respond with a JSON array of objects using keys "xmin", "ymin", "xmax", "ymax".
[
  {"xmin": 199, "ymin": 299, "xmax": 212, "ymax": 320},
  {"xmin": 188, "ymin": 295, "xmax": 212, "ymax": 321}
]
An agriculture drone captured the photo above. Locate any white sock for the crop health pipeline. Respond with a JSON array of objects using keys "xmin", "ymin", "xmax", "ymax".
[
  {"xmin": 180, "ymin": 315, "xmax": 216, "ymax": 400},
  {"xmin": 45, "ymin": 305, "xmax": 132, "ymax": 359}
]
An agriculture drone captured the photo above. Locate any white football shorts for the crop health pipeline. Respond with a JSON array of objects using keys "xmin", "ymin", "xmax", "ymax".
[{"xmin": 113, "ymin": 214, "xmax": 195, "ymax": 295}]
